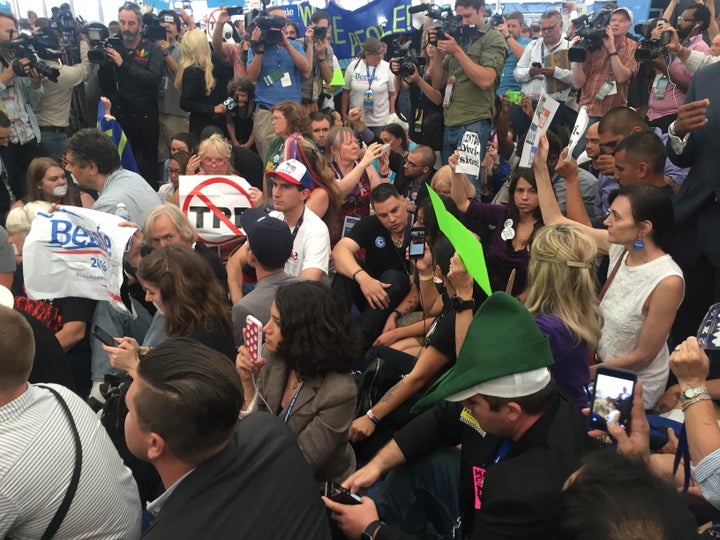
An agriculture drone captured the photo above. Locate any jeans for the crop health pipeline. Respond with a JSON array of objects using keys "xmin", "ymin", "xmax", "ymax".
[
  {"xmin": 442, "ymin": 119, "xmax": 492, "ymax": 198},
  {"xmin": 39, "ymin": 130, "xmax": 68, "ymax": 161},
  {"xmin": 376, "ymin": 447, "xmax": 462, "ymax": 539}
]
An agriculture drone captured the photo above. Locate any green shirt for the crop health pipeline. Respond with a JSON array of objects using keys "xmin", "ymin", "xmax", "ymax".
[{"xmin": 441, "ymin": 24, "xmax": 507, "ymax": 126}]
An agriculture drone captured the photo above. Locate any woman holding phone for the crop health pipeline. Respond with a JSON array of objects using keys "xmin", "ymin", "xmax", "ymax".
[{"xmin": 236, "ymin": 281, "xmax": 362, "ymax": 483}]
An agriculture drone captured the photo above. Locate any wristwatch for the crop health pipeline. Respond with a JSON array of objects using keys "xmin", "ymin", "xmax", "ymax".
[
  {"xmin": 361, "ymin": 520, "xmax": 384, "ymax": 540},
  {"xmin": 679, "ymin": 386, "xmax": 709, "ymax": 403},
  {"xmin": 450, "ymin": 296, "xmax": 475, "ymax": 312}
]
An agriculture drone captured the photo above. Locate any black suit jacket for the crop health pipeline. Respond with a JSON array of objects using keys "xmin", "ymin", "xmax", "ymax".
[{"xmin": 144, "ymin": 412, "xmax": 332, "ymax": 540}]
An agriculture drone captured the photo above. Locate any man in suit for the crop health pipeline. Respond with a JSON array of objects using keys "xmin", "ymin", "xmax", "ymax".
[
  {"xmin": 127, "ymin": 338, "xmax": 331, "ymax": 539},
  {"xmin": 667, "ymin": 61, "xmax": 720, "ymax": 352}
]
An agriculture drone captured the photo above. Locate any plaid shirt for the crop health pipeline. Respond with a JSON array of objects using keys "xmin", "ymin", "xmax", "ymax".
[{"xmin": 576, "ymin": 37, "xmax": 639, "ymax": 117}]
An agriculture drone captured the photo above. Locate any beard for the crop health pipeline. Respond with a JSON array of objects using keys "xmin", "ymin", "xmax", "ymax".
[
  {"xmin": 122, "ymin": 29, "xmax": 139, "ymax": 43},
  {"xmin": 676, "ymin": 25, "xmax": 694, "ymax": 40}
]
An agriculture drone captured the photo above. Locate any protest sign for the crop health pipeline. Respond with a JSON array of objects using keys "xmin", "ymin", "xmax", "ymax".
[
  {"xmin": 456, "ymin": 131, "xmax": 481, "ymax": 177},
  {"xmin": 519, "ymin": 93, "xmax": 560, "ymax": 168},
  {"xmin": 23, "ymin": 206, "xmax": 136, "ymax": 312},
  {"xmin": 566, "ymin": 106, "xmax": 589, "ymax": 161},
  {"xmin": 179, "ymin": 175, "xmax": 254, "ymax": 246}
]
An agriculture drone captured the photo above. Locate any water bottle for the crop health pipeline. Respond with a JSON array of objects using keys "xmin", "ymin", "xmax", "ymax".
[{"xmin": 115, "ymin": 203, "xmax": 131, "ymax": 252}]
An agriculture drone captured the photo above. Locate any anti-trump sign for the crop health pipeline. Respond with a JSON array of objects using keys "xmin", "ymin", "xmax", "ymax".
[{"xmin": 23, "ymin": 207, "xmax": 136, "ymax": 312}]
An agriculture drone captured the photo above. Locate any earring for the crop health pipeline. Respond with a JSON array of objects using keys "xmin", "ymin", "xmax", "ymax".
[{"xmin": 633, "ymin": 238, "xmax": 645, "ymax": 250}]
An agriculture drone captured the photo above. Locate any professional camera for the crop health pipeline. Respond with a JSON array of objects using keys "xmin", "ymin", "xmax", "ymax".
[
  {"xmin": 1, "ymin": 33, "xmax": 60, "ymax": 82},
  {"xmin": 410, "ymin": 3, "xmax": 480, "ymax": 46},
  {"xmin": 567, "ymin": 6, "xmax": 614, "ymax": 62},
  {"xmin": 489, "ymin": 13, "xmax": 504, "ymax": 27},
  {"xmin": 142, "ymin": 13, "xmax": 170, "ymax": 42},
  {"xmin": 246, "ymin": 13, "xmax": 287, "ymax": 47},
  {"xmin": 388, "ymin": 38, "xmax": 426, "ymax": 78},
  {"xmin": 634, "ymin": 19, "xmax": 671, "ymax": 61},
  {"xmin": 83, "ymin": 23, "xmax": 124, "ymax": 64},
  {"xmin": 314, "ymin": 25, "xmax": 327, "ymax": 41},
  {"xmin": 48, "ymin": 4, "xmax": 77, "ymax": 33}
]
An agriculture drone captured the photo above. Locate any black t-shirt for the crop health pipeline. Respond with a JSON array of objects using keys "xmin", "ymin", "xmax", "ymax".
[{"xmin": 347, "ymin": 213, "xmax": 412, "ymax": 278}]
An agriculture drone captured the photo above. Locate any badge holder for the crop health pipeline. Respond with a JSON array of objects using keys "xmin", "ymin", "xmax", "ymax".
[
  {"xmin": 363, "ymin": 89, "xmax": 375, "ymax": 112},
  {"xmin": 654, "ymin": 75, "xmax": 669, "ymax": 100},
  {"xmin": 594, "ymin": 80, "xmax": 616, "ymax": 102},
  {"xmin": 443, "ymin": 76, "xmax": 456, "ymax": 109},
  {"xmin": 263, "ymin": 69, "xmax": 285, "ymax": 87}
]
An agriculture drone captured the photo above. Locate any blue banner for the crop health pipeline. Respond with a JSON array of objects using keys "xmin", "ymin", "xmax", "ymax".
[{"xmin": 291, "ymin": 0, "xmax": 414, "ymax": 61}]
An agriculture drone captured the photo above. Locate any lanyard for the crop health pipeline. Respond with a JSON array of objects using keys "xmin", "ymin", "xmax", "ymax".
[
  {"xmin": 672, "ymin": 423, "xmax": 691, "ymax": 494},
  {"xmin": 494, "ymin": 438, "xmax": 513, "ymax": 463},
  {"xmin": 366, "ymin": 64, "xmax": 377, "ymax": 90},
  {"xmin": 540, "ymin": 40, "xmax": 562, "ymax": 59},
  {"xmin": 290, "ymin": 210, "xmax": 305, "ymax": 242},
  {"xmin": 282, "ymin": 384, "xmax": 303, "ymax": 423}
]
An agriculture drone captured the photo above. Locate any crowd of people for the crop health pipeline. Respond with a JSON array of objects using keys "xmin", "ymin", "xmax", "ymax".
[{"xmin": 2, "ymin": 0, "xmax": 720, "ymax": 538}]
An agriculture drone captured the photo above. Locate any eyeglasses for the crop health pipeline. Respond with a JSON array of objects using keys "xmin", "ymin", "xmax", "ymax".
[
  {"xmin": 202, "ymin": 157, "xmax": 226, "ymax": 165},
  {"xmin": 677, "ymin": 16, "xmax": 695, "ymax": 23},
  {"xmin": 540, "ymin": 24, "xmax": 559, "ymax": 32}
]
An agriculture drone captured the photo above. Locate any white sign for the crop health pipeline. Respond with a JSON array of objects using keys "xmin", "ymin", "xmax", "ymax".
[
  {"xmin": 179, "ymin": 175, "xmax": 254, "ymax": 246},
  {"xmin": 455, "ymin": 131, "xmax": 481, "ymax": 177},
  {"xmin": 566, "ymin": 106, "xmax": 590, "ymax": 161},
  {"xmin": 519, "ymin": 93, "xmax": 560, "ymax": 168},
  {"xmin": 23, "ymin": 206, "xmax": 136, "ymax": 312}
]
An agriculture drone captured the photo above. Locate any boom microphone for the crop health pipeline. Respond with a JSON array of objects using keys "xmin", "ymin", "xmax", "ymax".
[{"xmin": 409, "ymin": 4, "xmax": 431, "ymax": 14}]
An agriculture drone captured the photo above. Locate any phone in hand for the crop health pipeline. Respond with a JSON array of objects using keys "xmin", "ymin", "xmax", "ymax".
[
  {"xmin": 226, "ymin": 6, "xmax": 244, "ymax": 16},
  {"xmin": 92, "ymin": 325, "xmax": 117, "ymax": 347},
  {"xmin": 245, "ymin": 315, "xmax": 263, "ymax": 363},
  {"xmin": 505, "ymin": 90, "xmax": 522, "ymax": 104},
  {"xmin": 322, "ymin": 481, "xmax": 362, "ymax": 505},
  {"xmin": 409, "ymin": 227, "xmax": 426, "ymax": 258},
  {"xmin": 532, "ymin": 61, "xmax": 542, "ymax": 68},
  {"xmin": 589, "ymin": 366, "xmax": 637, "ymax": 431}
]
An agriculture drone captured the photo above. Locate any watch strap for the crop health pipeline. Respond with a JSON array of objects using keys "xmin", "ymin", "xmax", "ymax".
[{"xmin": 361, "ymin": 520, "xmax": 384, "ymax": 540}]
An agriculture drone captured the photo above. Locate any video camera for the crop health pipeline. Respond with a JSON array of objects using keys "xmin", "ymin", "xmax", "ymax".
[
  {"xmin": 634, "ymin": 19, "xmax": 671, "ymax": 61},
  {"xmin": 489, "ymin": 13, "xmax": 504, "ymax": 27},
  {"xmin": 567, "ymin": 6, "xmax": 614, "ymax": 63},
  {"xmin": 48, "ymin": 4, "xmax": 77, "ymax": 34},
  {"xmin": 1, "ymin": 33, "xmax": 60, "ymax": 83},
  {"xmin": 83, "ymin": 23, "xmax": 124, "ymax": 64},
  {"xmin": 388, "ymin": 38, "xmax": 426, "ymax": 78},
  {"xmin": 142, "ymin": 13, "xmax": 171, "ymax": 42},
  {"xmin": 410, "ymin": 3, "xmax": 480, "ymax": 47},
  {"xmin": 245, "ymin": 8, "xmax": 286, "ymax": 48}
]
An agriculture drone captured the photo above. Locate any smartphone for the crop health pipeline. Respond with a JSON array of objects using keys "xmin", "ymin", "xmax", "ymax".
[
  {"xmin": 92, "ymin": 325, "xmax": 117, "ymax": 347},
  {"xmin": 245, "ymin": 315, "xmax": 263, "ymax": 363},
  {"xmin": 409, "ymin": 227, "xmax": 426, "ymax": 258},
  {"xmin": 532, "ymin": 62, "xmax": 542, "ymax": 68},
  {"xmin": 226, "ymin": 6, "xmax": 244, "ymax": 16},
  {"xmin": 589, "ymin": 366, "xmax": 637, "ymax": 431},
  {"xmin": 381, "ymin": 143, "xmax": 391, "ymax": 154},
  {"xmin": 322, "ymin": 481, "xmax": 362, "ymax": 505},
  {"xmin": 505, "ymin": 90, "xmax": 522, "ymax": 104}
]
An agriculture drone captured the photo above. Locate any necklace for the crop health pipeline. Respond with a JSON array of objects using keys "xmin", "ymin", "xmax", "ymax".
[{"xmin": 390, "ymin": 231, "xmax": 404, "ymax": 247}]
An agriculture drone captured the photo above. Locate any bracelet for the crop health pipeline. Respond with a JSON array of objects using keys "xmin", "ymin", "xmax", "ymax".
[
  {"xmin": 505, "ymin": 34, "xmax": 511, "ymax": 41},
  {"xmin": 682, "ymin": 394, "xmax": 712, "ymax": 411},
  {"xmin": 392, "ymin": 309, "xmax": 401, "ymax": 318},
  {"xmin": 366, "ymin": 409, "xmax": 380, "ymax": 425},
  {"xmin": 352, "ymin": 268, "xmax": 365, "ymax": 281},
  {"xmin": 608, "ymin": 51, "xmax": 618, "ymax": 57},
  {"xmin": 419, "ymin": 273, "xmax": 434, "ymax": 281}
]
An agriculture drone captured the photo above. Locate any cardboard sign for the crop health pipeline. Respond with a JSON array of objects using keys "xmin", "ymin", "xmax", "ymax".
[
  {"xmin": 23, "ymin": 206, "xmax": 136, "ymax": 312},
  {"xmin": 456, "ymin": 131, "xmax": 481, "ymax": 177},
  {"xmin": 179, "ymin": 175, "xmax": 254, "ymax": 246}
]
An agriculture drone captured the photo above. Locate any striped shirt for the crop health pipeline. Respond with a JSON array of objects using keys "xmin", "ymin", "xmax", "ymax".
[{"xmin": 0, "ymin": 384, "xmax": 141, "ymax": 539}]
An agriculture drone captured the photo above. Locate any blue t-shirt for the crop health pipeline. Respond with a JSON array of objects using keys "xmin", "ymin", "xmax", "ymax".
[
  {"xmin": 249, "ymin": 41, "xmax": 306, "ymax": 108},
  {"xmin": 497, "ymin": 36, "xmax": 531, "ymax": 95}
]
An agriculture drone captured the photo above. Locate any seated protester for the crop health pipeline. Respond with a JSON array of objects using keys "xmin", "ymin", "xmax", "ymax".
[
  {"xmin": 0, "ymin": 306, "xmax": 142, "ymax": 539},
  {"xmin": 237, "ymin": 281, "xmax": 361, "ymax": 483},
  {"xmin": 103, "ymin": 244, "xmax": 236, "ymax": 368},
  {"xmin": 124, "ymin": 339, "xmax": 332, "ymax": 539},
  {"xmin": 545, "ymin": 129, "xmax": 598, "ymax": 217},
  {"xmin": 479, "ymin": 133, "xmax": 512, "ymax": 199},
  {"xmin": 332, "ymin": 184, "xmax": 416, "ymax": 347},
  {"xmin": 525, "ymin": 224, "xmax": 603, "ymax": 410},
  {"xmin": 580, "ymin": 122, "xmax": 620, "ymax": 224},
  {"xmin": 391, "ymin": 145, "xmax": 437, "ymax": 213},
  {"xmin": 431, "ymin": 165, "xmax": 476, "ymax": 200},
  {"xmin": 160, "ymin": 131, "xmax": 199, "ymax": 185},
  {"xmin": 325, "ymin": 287, "xmax": 594, "ymax": 540},
  {"xmin": 375, "ymin": 123, "xmax": 416, "ymax": 183},
  {"xmin": 309, "ymin": 111, "xmax": 332, "ymax": 155},
  {"xmin": 349, "ymin": 236, "xmax": 483, "ymax": 459},
  {"xmin": 158, "ymin": 150, "xmax": 190, "ymax": 204},
  {"xmin": 7, "ymin": 202, "xmax": 96, "ymax": 397},
  {"xmin": 227, "ymin": 159, "xmax": 331, "ymax": 304},
  {"xmin": 194, "ymin": 128, "xmax": 263, "ymax": 191},
  {"xmin": 231, "ymin": 208, "xmax": 297, "ymax": 345}
]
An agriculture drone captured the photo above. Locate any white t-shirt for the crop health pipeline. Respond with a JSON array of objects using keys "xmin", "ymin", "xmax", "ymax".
[
  {"xmin": 344, "ymin": 59, "xmax": 396, "ymax": 127},
  {"xmin": 270, "ymin": 207, "xmax": 330, "ymax": 277}
]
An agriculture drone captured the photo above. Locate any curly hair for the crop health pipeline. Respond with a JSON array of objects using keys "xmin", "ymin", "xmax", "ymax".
[
  {"xmin": 272, "ymin": 100, "xmax": 311, "ymax": 138},
  {"xmin": 137, "ymin": 244, "xmax": 231, "ymax": 338},
  {"xmin": 525, "ymin": 224, "xmax": 603, "ymax": 351},
  {"xmin": 274, "ymin": 281, "xmax": 362, "ymax": 379}
]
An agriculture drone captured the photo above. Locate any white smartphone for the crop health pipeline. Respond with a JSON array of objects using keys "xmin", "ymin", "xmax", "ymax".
[{"xmin": 245, "ymin": 315, "xmax": 263, "ymax": 363}]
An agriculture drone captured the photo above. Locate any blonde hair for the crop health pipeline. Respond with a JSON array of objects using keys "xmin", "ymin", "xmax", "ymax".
[
  {"xmin": 5, "ymin": 201, "xmax": 52, "ymax": 236},
  {"xmin": 198, "ymin": 133, "xmax": 235, "ymax": 174},
  {"xmin": 176, "ymin": 29, "xmax": 215, "ymax": 95},
  {"xmin": 431, "ymin": 165, "xmax": 476, "ymax": 199},
  {"xmin": 525, "ymin": 223, "xmax": 603, "ymax": 351}
]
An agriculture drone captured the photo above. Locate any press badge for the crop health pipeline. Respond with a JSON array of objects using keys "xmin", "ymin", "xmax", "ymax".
[
  {"xmin": 363, "ymin": 89, "xmax": 375, "ymax": 112},
  {"xmin": 280, "ymin": 72, "xmax": 292, "ymax": 87},
  {"xmin": 413, "ymin": 109, "xmax": 423, "ymax": 133},
  {"xmin": 594, "ymin": 80, "xmax": 617, "ymax": 101},
  {"xmin": 312, "ymin": 80, "xmax": 320, "ymax": 101},
  {"xmin": 2, "ymin": 97, "xmax": 19, "ymax": 122},
  {"xmin": 654, "ymin": 74, "xmax": 669, "ymax": 100},
  {"xmin": 443, "ymin": 76, "xmax": 456, "ymax": 109},
  {"xmin": 263, "ymin": 69, "xmax": 285, "ymax": 86}
]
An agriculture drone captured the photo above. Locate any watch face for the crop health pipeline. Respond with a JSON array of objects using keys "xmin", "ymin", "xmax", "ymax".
[{"xmin": 682, "ymin": 387, "xmax": 706, "ymax": 400}]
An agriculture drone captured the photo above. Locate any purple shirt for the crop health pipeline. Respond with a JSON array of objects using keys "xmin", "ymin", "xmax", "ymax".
[{"xmin": 535, "ymin": 313, "xmax": 590, "ymax": 410}]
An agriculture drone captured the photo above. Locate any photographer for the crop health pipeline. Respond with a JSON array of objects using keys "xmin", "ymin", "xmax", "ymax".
[
  {"xmin": 571, "ymin": 7, "xmax": 639, "ymax": 121},
  {"xmin": 645, "ymin": 7, "xmax": 711, "ymax": 132},
  {"xmin": 426, "ymin": 0, "xmax": 507, "ymax": 194},
  {"xmin": 98, "ymin": 2, "xmax": 163, "ymax": 187},
  {"xmin": 246, "ymin": 6, "xmax": 310, "ymax": 160},
  {"xmin": 0, "ymin": 12, "xmax": 47, "ymax": 201},
  {"xmin": 33, "ymin": 27, "xmax": 91, "ymax": 161},
  {"xmin": 300, "ymin": 9, "xmax": 337, "ymax": 113}
]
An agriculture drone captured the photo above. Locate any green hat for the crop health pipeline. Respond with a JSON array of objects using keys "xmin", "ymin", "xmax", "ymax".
[{"xmin": 411, "ymin": 292, "xmax": 554, "ymax": 412}]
